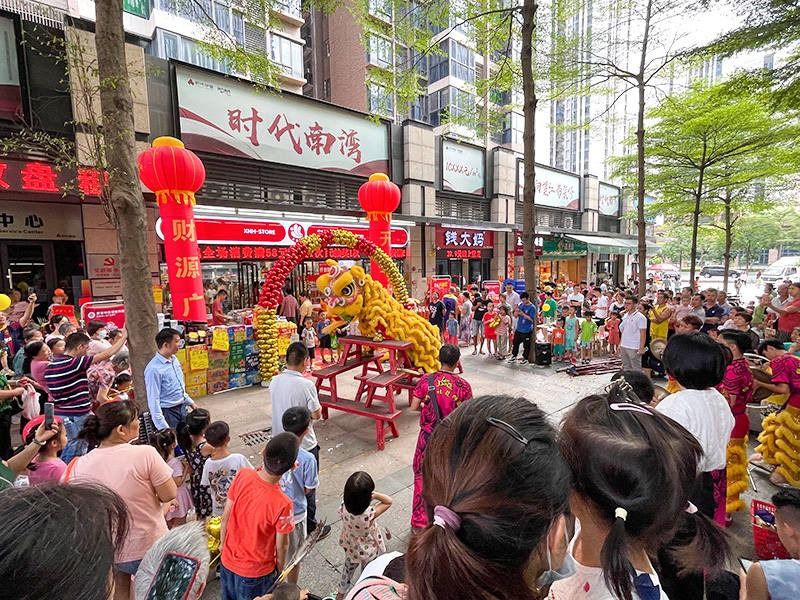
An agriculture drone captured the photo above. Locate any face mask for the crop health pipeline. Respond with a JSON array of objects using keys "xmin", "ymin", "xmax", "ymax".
[
  {"xmin": 536, "ymin": 530, "xmax": 576, "ymax": 590},
  {"xmin": 98, "ymin": 330, "xmax": 108, "ymax": 339}
]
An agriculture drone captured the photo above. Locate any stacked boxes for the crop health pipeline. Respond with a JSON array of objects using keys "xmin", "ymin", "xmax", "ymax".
[{"xmin": 185, "ymin": 344, "xmax": 209, "ymax": 398}]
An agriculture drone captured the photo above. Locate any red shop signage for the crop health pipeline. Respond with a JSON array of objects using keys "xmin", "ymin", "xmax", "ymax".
[
  {"xmin": 0, "ymin": 158, "xmax": 105, "ymax": 196},
  {"xmin": 158, "ymin": 218, "xmax": 409, "ymax": 248},
  {"xmin": 199, "ymin": 244, "xmax": 407, "ymax": 261},
  {"xmin": 435, "ymin": 226, "xmax": 494, "ymax": 250}
]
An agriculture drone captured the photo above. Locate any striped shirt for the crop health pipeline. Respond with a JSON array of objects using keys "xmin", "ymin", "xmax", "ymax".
[{"xmin": 44, "ymin": 355, "xmax": 95, "ymax": 415}]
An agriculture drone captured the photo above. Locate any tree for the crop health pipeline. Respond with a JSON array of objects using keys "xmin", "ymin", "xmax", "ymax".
[
  {"xmin": 630, "ymin": 81, "xmax": 800, "ymax": 282},
  {"xmin": 95, "ymin": 0, "xmax": 158, "ymax": 403},
  {"xmin": 702, "ymin": 0, "xmax": 800, "ymax": 110}
]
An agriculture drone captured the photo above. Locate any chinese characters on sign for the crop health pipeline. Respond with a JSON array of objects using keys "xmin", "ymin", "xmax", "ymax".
[
  {"xmin": 177, "ymin": 65, "xmax": 389, "ymax": 175},
  {"xmin": 441, "ymin": 139, "xmax": 485, "ymax": 196},
  {"xmin": 0, "ymin": 201, "xmax": 83, "ymax": 240},
  {"xmin": 599, "ymin": 182, "xmax": 622, "ymax": 217},
  {"xmin": 517, "ymin": 161, "xmax": 581, "ymax": 210},
  {"xmin": 199, "ymin": 244, "xmax": 407, "ymax": 261},
  {"xmin": 435, "ymin": 226, "xmax": 494, "ymax": 250},
  {"xmin": 0, "ymin": 159, "xmax": 106, "ymax": 196}
]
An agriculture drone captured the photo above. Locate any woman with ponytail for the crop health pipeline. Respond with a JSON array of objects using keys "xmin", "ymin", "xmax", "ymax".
[
  {"xmin": 347, "ymin": 395, "xmax": 571, "ymax": 600},
  {"xmin": 551, "ymin": 381, "xmax": 731, "ymax": 600},
  {"xmin": 66, "ymin": 400, "xmax": 177, "ymax": 600}
]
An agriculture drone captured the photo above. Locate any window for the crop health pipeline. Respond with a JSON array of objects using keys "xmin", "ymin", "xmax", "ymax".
[
  {"xmin": 245, "ymin": 23, "xmax": 267, "ymax": 53},
  {"xmin": 214, "ymin": 3, "xmax": 230, "ymax": 34},
  {"xmin": 368, "ymin": 0, "xmax": 392, "ymax": 21},
  {"xmin": 764, "ymin": 53, "xmax": 774, "ymax": 71},
  {"xmin": 428, "ymin": 43, "xmax": 449, "ymax": 82},
  {"xmin": 275, "ymin": 0, "xmax": 302, "ymax": 19},
  {"xmin": 161, "ymin": 31, "xmax": 180, "ymax": 59},
  {"xmin": 429, "ymin": 87, "xmax": 475, "ymax": 127},
  {"xmin": 449, "ymin": 40, "xmax": 474, "ymax": 82},
  {"xmin": 408, "ymin": 94, "xmax": 428, "ymax": 122},
  {"xmin": 323, "ymin": 79, "xmax": 331, "ymax": 99},
  {"xmin": 367, "ymin": 34, "xmax": 393, "ymax": 68},
  {"xmin": 368, "ymin": 83, "xmax": 393, "ymax": 117},
  {"xmin": 270, "ymin": 34, "xmax": 303, "ymax": 79},
  {"xmin": 232, "ymin": 11, "xmax": 244, "ymax": 45}
]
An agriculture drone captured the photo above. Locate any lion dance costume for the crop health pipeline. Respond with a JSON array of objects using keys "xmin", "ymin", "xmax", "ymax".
[
  {"xmin": 756, "ymin": 352, "xmax": 800, "ymax": 488},
  {"xmin": 717, "ymin": 358, "xmax": 752, "ymax": 513},
  {"xmin": 316, "ymin": 260, "xmax": 441, "ymax": 372}
]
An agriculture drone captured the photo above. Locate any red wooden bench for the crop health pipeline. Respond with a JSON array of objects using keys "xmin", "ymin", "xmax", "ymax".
[
  {"xmin": 356, "ymin": 371, "xmax": 409, "ymax": 411},
  {"xmin": 312, "ymin": 354, "xmax": 383, "ymax": 402},
  {"xmin": 318, "ymin": 393, "xmax": 401, "ymax": 450}
]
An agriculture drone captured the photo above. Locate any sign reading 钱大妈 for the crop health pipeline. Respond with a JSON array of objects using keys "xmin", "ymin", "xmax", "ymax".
[
  {"xmin": 599, "ymin": 182, "xmax": 621, "ymax": 217},
  {"xmin": 442, "ymin": 139, "xmax": 484, "ymax": 195},
  {"xmin": 517, "ymin": 160, "xmax": 580, "ymax": 210},
  {"xmin": 175, "ymin": 65, "xmax": 390, "ymax": 176}
]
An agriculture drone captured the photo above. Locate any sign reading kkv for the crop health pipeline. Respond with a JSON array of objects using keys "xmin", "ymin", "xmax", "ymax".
[
  {"xmin": 176, "ymin": 66, "xmax": 390, "ymax": 176},
  {"xmin": 599, "ymin": 182, "xmax": 621, "ymax": 217},
  {"xmin": 442, "ymin": 139, "xmax": 484, "ymax": 195},
  {"xmin": 517, "ymin": 161, "xmax": 581, "ymax": 210}
]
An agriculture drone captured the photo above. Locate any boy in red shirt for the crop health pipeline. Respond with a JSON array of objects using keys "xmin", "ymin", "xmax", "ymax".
[
  {"xmin": 551, "ymin": 317, "xmax": 566, "ymax": 362},
  {"xmin": 220, "ymin": 433, "xmax": 298, "ymax": 600}
]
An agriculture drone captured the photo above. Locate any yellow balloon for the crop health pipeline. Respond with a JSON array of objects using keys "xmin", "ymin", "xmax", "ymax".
[
  {"xmin": 542, "ymin": 303, "xmax": 552, "ymax": 312},
  {"xmin": 0, "ymin": 294, "xmax": 10, "ymax": 312}
]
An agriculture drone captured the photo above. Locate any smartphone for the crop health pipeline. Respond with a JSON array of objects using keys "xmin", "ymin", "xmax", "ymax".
[
  {"xmin": 143, "ymin": 552, "xmax": 200, "ymax": 600},
  {"xmin": 44, "ymin": 402, "xmax": 54, "ymax": 430},
  {"xmin": 739, "ymin": 557, "xmax": 753, "ymax": 572}
]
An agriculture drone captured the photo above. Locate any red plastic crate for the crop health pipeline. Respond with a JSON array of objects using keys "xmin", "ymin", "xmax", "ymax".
[{"xmin": 751, "ymin": 499, "xmax": 791, "ymax": 560}]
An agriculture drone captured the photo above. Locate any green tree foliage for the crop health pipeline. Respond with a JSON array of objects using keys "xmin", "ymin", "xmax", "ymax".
[
  {"xmin": 702, "ymin": 0, "xmax": 800, "ymax": 110},
  {"xmin": 618, "ymin": 80, "xmax": 800, "ymax": 281}
]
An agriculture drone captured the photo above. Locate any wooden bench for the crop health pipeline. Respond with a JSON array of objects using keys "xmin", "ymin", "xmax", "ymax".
[
  {"xmin": 312, "ymin": 355, "xmax": 383, "ymax": 402},
  {"xmin": 318, "ymin": 393, "xmax": 401, "ymax": 450}
]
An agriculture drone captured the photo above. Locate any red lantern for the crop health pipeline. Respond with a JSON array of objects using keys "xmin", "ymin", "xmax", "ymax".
[
  {"xmin": 138, "ymin": 137, "xmax": 207, "ymax": 322},
  {"xmin": 358, "ymin": 173, "xmax": 400, "ymax": 286}
]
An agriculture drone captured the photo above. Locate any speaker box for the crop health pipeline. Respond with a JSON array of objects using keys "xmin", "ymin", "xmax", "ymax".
[{"xmin": 534, "ymin": 342, "xmax": 552, "ymax": 366}]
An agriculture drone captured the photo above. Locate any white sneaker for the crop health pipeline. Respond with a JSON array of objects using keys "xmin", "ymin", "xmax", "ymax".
[
  {"xmin": 519, "ymin": 359, "xmax": 529, "ymax": 365},
  {"xmin": 507, "ymin": 357, "xmax": 517, "ymax": 363}
]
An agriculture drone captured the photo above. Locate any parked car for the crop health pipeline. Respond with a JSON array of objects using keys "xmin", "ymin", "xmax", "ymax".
[
  {"xmin": 700, "ymin": 265, "xmax": 741, "ymax": 278},
  {"xmin": 761, "ymin": 257, "xmax": 800, "ymax": 284}
]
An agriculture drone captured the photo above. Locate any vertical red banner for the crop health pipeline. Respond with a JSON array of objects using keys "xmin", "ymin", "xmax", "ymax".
[{"xmin": 160, "ymin": 201, "xmax": 206, "ymax": 321}]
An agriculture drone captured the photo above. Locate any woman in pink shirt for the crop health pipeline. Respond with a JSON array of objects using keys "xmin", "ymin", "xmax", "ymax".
[
  {"xmin": 26, "ymin": 340, "xmax": 53, "ymax": 404},
  {"xmin": 67, "ymin": 400, "xmax": 177, "ymax": 600},
  {"xmin": 22, "ymin": 414, "xmax": 67, "ymax": 485}
]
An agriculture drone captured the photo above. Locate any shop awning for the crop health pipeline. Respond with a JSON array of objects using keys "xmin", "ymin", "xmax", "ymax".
[{"xmin": 564, "ymin": 234, "xmax": 657, "ymax": 255}]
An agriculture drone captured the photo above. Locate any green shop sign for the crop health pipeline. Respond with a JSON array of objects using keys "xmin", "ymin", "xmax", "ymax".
[
  {"xmin": 541, "ymin": 237, "xmax": 588, "ymax": 260},
  {"xmin": 123, "ymin": 0, "xmax": 150, "ymax": 19}
]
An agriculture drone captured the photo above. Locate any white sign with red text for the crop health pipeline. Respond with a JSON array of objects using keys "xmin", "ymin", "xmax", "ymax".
[
  {"xmin": 517, "ymin": 161, "xmax": 581, "ymax": 210},
  {"xmin": 442, "ymin": 139, "xmax": 484, "ymax": 195},
  {"xmin": 176, "ymin": 65, "xmax": 389, "ymax": 176},
  {"xmin": 156, "ymin": 217, "xmax": 409, "ymax": 248}
]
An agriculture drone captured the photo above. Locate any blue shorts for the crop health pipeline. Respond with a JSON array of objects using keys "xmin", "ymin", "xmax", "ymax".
[{"xmin": 579, "ymin": 340, "xmax": 592, "ymax": 349}]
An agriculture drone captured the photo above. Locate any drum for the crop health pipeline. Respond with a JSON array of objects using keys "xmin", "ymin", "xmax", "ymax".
[{"xmin": 751, "ymin": 367, "xmax": 773, "ymax": 402}]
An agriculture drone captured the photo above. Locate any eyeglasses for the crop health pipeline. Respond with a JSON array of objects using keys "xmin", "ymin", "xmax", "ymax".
[{"xmin": 486, "ymin": 417, "xmax": 530, "ymax": 446}]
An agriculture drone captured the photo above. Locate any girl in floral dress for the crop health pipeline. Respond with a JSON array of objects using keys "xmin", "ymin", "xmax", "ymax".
[
  {"xmin": 177, "ymin": 408, "xmax": 213, "ymax": 520},
  {"xmin": 336, "ymin": 471, "xmax": 393, "ymax": 600}
]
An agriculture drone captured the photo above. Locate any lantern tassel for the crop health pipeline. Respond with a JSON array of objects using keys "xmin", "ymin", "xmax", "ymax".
[
  {"xmin": 155, "ymin": 190, "xmax": 197, "ymax": 206},
  {"xmin": 365, "ymin": 211, "xmax": 391, "ymax": 223}
]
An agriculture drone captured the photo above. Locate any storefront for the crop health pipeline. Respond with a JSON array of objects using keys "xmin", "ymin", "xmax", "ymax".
[
  {"xmin": 434, "ymin": 225, "xmax": 494, "ymax": 288},
  {"xmin": 510, "ymin": 232, "xmax": 589, "ymax": 285}
]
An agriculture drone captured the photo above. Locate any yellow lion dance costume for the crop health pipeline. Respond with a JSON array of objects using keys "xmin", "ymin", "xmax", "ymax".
[
  {"xmin": 756, "ymin": 405, "xmax": 800, "ymax": 488},
  {"xmin": 316, "ymin": 260, "xmax": 440, "ymax": 372}
]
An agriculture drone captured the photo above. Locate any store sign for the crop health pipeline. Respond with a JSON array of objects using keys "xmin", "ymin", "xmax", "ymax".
[
  {"xmin": 81, "ymin": 301, "xmax": 126, "ymax": 328},
  {"xmin": 517, "ymin": 161, "xmax": 581, "ymax": 210},
  {"xmin": 176, "ymin": 65, "xmax": 390, "ymax": 176},
  {"xmin": 435, "ymin": 226, "xmax": 494, "ymax": 250},
  {"xmin": 156, "ymin": 218, "xmax": 409, "ymax": 248},
  {"xmin": 86, "ymin": 254, "xmax": 121, "ymax": 280},
  {"xmin": 123, "ymin": 0, "xmax": 150, "ymax": 18},
  {"xmin": 599, "ymin": 183, "xmax": 621, "ymax": 217},
  {"xmin": 0, "ymin": 201, "xmax": 83, "ymax": 240},
  {"xmin": 513, "ymin": 231, "xmax": 544, "ymax": 257},
  {"xmin": 442, "ymin": 249, "xmax": 490, "ymax": 259},
  {"xmin": 199, "ymin": 244, "xmax": 407, "ymax": 261},
  {"xmin": 0, "ymin": 159, "xmax": 105, "ymax": 196},
  {"xmin": 442, "ymin": 139, "xmax": 484, "ymax": 195},
  {"xmin": 91, "ymin": 280, "xmax": 123, "ymax": 298},
  {"xmin": 0, "ymin": 17, "xmax": 22, "ymax": 122},
  {"xmin": 514, "ymin": 232, "xmax": 586, "ymax": 259}
]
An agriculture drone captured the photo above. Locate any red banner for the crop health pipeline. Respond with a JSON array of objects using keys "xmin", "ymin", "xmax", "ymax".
[
  {"xmin": 428, "ymin": 276, "xmax": 451, "ymax": 298},
  {"xmin": 435, "ymin": 226, "xmax": 494, "ymax": 250},
  {"xmin": 81, "ymin": 302, "xmax": 126, "ymax": 329},
  {"xmin": 160, "ymin": 201, "xmax": 206, "ymax": 321}
]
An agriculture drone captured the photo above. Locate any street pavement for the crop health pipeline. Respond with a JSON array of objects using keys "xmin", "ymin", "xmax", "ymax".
[{"xmin": 199, "ymin": 350, "xmax": 765, "ymax": 598}]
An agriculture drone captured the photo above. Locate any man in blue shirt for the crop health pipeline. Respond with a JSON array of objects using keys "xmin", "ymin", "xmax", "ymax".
[
  {"xmin": 508, "ymin": 292, "xmax": 537, "ymax": 365},
  {"xmin": 144, "ymin": 327, "xmax": 196, "ymax": 431}
]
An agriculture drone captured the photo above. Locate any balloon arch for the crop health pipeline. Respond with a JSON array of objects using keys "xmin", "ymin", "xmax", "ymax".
[{"xmin": 255, "ymin": 228, "xmax": 407, "ymax": 382}]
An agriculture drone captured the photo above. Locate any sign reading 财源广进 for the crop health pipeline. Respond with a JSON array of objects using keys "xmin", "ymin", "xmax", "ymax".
[
  {"xmin": 0, "ymin": 201, "xmax": 83, "ymax": 240},
  {"xmin": 175, "ymin": 65, "xmax": 390, "ymax": 176},
  {"xmin": 442, "ymin": 139, "xmax": 484, "ymax": 195},
  {"xmin": 599, "ymin": 182, "xmax": 621, "ymax": 217},
  {"xmin": 517, "ymin": 160, "xmax": 581, "ymax": 210}
]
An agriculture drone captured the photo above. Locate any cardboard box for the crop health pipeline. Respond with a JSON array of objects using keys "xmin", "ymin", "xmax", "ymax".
[
  {"xmin": 206, "ymin": 367, "xmax": 230, "ymax": 380},
  {"xmin": 245, "ymin": 371, "xmax": 262, "ymax": 385},
  {"xmin": 245, "ymin": 325, "xmax": 254, "ymax": 339},
  {"xmin": 187, "ymin": 344, "xmax": 209, "ymax": 372},
  {"xmin": 243, "ymin": 339, "xmax": 257, "ymax": 354},
  {"xmin": 229, "ymin": 359, "xmax": 246, "ymax": 374},
  {"xmin": 229, "ymin": 373, "xmax": 248, "ymax": 388},
  {"xmin": 244, "ymin": 353, "xmax": 260, "ymax": 371},
  {"xmin": 207, "ymin": 379, "xmax": 229, "ymax": 394},
  {"xmin": 185, "ymin": 370, "xmax": 207, "ymax": 386},
  {"xmin": 186, "ymin": 383, "xmax": 206, "ymax": 398},
  {"xmin": 208, "ymin": 350, "xmax": 229, "ymax": 370},
  {"xmin": 227, "ymin": 325, "xmax": 246, "ymax": 342},
  {"xmin": 229, "ymin": 342, "xmax": 246, "ymax": 358}
]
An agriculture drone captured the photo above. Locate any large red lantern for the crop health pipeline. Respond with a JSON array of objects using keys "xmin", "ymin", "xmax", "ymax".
[
  {"xmin": 138, "ymin": 136, "xmax": 207, "ymax": 322},
  {"xmin": 358, "ymin": 173, "xmax": 401, "ymax": 286}
]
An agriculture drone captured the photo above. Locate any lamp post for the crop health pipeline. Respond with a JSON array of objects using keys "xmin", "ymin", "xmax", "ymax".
[
  {"xmin": 357, "ymin": 173, "xmax": 401, "ymax": 286},
  {"xmin": 137, "ymin": 136, "xmax": 207, "ymax": 321}
]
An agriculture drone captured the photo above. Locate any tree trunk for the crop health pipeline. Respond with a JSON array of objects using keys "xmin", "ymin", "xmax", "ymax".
[
  {"xmin": 634, "ymin": 0, "xmax": 654, "ymax": 284},
  {"xmin": 722, "ymin": 190, "xmax": 733, "ymax": 293},
  {"xmin": 95, "ymin": 0, "xmax": 158, "ymax": 407},
  {"xmin": 520, "ymin": 0, "xmax": 538, "ymax": 295},
  {"xmin": 689, "ymin": 142, "xmax": 708, "ymax": 283}
]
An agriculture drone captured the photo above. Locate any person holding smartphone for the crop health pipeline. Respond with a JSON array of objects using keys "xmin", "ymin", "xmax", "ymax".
[{"xmin": 0, "ymin": 417, "xmax": 59, "ymax": 489}]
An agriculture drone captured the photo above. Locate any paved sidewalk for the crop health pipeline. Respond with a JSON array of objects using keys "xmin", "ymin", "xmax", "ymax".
[{"xmin": 199, "ymin": 352, "xmax": 765, "ymax": 598}]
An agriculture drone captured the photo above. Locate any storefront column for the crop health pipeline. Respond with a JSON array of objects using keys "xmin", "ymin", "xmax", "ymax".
[{"xmin": 582, "ymin": 174, "xmax": 599, "ymax": 232}]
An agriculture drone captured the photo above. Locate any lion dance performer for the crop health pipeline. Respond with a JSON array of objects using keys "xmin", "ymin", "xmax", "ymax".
[
  {"xmin": 316, "ymin": 260, "xmax": 441, "ymax": 372},
  {"xmin": 718, "ymin": 330, "xmax": 754, "ymax": 518},
  {"xmin": 755, "ymin": 339, "xmax": 800, "ymax": 488}
]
